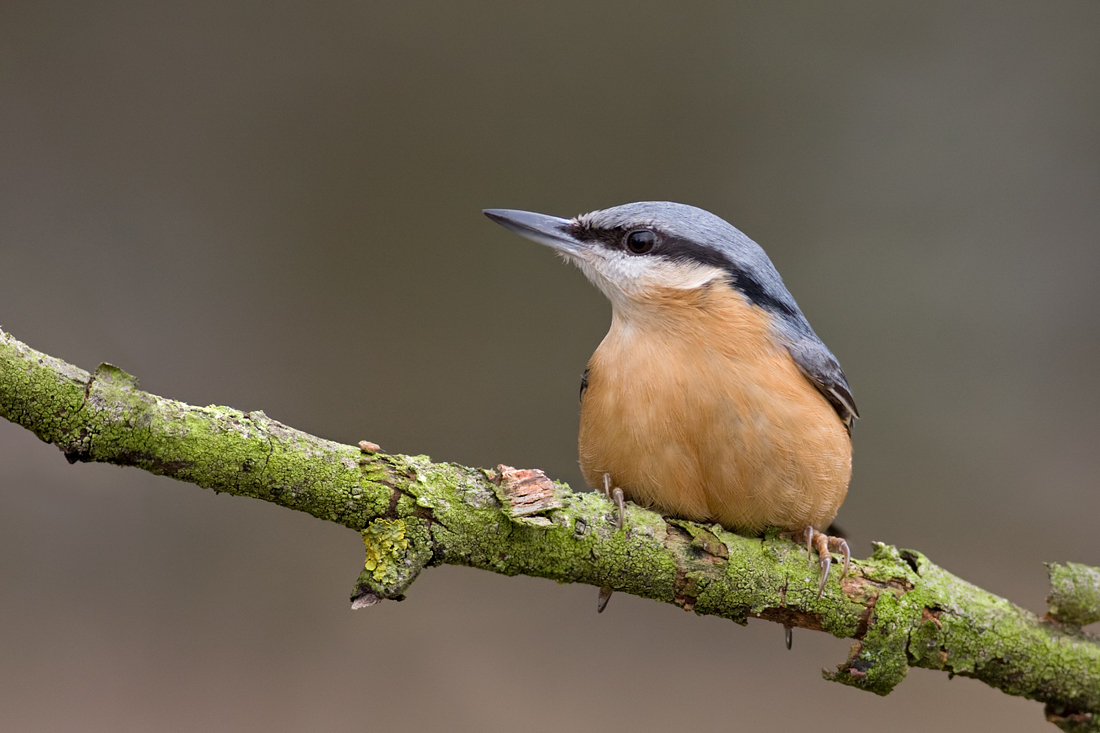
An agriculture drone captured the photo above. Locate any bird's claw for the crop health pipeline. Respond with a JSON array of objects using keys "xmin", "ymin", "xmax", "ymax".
[
  {"xmin": 784, "ymin": 526, "xmax": 850, "ymax": 598},
  {"xmin": 597, "ymin": 586, "xmax": 613, "ymax": 613},
  {"xmin": 601, "ymin": 473, "xmax": 625, "ymax": 530},
  {"xmin": 596, "ymin": 474, "xmax": 626, "ymax": 613}
]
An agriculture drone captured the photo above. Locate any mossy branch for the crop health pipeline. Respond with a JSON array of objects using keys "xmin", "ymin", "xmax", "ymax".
[{"xmin": 2, "ymin": 328, "xmax": 1098, "ymax": 731}]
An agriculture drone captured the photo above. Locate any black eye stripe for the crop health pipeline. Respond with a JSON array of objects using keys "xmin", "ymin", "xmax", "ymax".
[
  {"xmin": 565, "ymin": 224, "xmax": 657, "ymax": 254},
  {"xmin": 565, "ymin": 222, "xmax": 802, "ymax": 322}
]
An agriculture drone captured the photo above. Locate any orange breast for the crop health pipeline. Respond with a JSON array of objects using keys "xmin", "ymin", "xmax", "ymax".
[{"xmin": 578, "ymin": 285, "xmax": 851, "ymax": 534}]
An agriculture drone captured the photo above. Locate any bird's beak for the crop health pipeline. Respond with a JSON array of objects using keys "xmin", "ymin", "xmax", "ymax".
[{"xmin": 483, "ymin": 209, "xmax": 585, "ymax": 257}]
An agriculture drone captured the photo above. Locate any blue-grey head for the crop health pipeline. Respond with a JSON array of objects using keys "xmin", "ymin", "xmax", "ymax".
[{"xmin": 484, "ymin": 201, "xmax": 859, "ymax": 431}]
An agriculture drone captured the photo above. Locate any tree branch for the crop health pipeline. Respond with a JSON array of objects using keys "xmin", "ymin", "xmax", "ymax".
[{"xmin": 2, "ymin": 327, "xmax": 1097, "ymax": 731}]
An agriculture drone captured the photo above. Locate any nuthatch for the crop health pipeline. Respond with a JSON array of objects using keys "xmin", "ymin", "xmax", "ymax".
[{"xmin": 485, "ymin": 202, "xmax": 857, "ymax": 619}]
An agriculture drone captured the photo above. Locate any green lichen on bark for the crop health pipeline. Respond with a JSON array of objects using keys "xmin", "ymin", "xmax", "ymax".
[
  {"xmin": 0, "ymin": 329, "xmax": 393, "ymax": 527},
  {"xmin": 353, "ymin": 517, "xmax": 433, "ymax": 603},
  {"xmin": 362, "ymin": 519, "xmax": 412, "ymax": 582},
  {"xmin": 2, "ymin": 327, "xmax": 1098, "ymax": 730},
  {"xmin": 1048, "ymin": 563, "xmax": 1100, "ymax": 627}
]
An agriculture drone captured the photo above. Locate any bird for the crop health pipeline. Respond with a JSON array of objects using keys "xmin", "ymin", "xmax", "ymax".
[{"xmin": 484, "ymin": 202, "xmax": 857, "ymax": 619}]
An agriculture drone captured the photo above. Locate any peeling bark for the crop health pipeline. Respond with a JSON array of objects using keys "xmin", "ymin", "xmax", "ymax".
[{"xmin": 1, "ymin": 328, "xmax": 1098, "ymax": 731}]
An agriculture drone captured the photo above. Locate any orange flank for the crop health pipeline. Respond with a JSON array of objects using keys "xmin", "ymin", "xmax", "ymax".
[{"xmin": 579, "ymin": 282, "xmax": 851, "ymax": 535}]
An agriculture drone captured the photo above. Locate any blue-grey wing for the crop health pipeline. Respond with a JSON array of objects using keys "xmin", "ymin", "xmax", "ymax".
[{"xmin": 786, "ymin": 339, "xmax": 859, "ymax": 434}]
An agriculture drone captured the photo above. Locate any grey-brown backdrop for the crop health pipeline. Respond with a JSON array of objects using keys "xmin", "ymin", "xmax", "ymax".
[{"xmin": 2, "ymin": 1, "xmax": 1098, "ymax": 731}]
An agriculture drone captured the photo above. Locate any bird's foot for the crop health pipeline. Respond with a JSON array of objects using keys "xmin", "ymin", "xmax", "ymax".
[
  {"xmin": 783, "ymin": 526, "xmax": 850, "ymax": 598},
  {"xmin": 597, "ymin": 474, "xmax": 625, "ymax": 613},
  {"xmin": 601, "ymin": 473, "xmax": 625, "ymax": 530}
]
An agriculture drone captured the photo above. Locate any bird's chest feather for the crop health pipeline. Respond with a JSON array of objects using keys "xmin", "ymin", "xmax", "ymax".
[{"xmin": 577, "ymin": 291, "xmax": 851, "ymax": 533}]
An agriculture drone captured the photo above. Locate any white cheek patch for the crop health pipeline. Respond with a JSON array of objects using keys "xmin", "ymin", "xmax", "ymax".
[
  {"xmin": 640, "ymin": 258, "xmax": 725, "ymax": 290},
  {"xmin": 572, "ymin": 251, "xmax": 725, "ymax": 304}
]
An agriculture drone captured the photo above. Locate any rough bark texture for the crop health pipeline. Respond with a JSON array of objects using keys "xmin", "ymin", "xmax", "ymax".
[{"xmin": 2, "ymin": 328, "xmax": 1098, "ymax": 731}]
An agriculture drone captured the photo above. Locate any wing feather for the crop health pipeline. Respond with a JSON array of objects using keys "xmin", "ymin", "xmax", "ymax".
[{"xmin": 787, "ymin": 339, "xmax": 859, "ymax": 434}]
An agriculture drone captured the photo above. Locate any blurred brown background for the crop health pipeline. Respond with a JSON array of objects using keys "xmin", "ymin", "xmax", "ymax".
[{"xmin": 2, "ymin": 1, "xmax": 1098, "ymax": 731}]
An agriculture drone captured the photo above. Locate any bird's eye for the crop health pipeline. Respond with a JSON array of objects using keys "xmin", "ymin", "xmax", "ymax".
[{"xmin": 625, "ymin": 229, "xmax": 657, "ymax": 254}]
